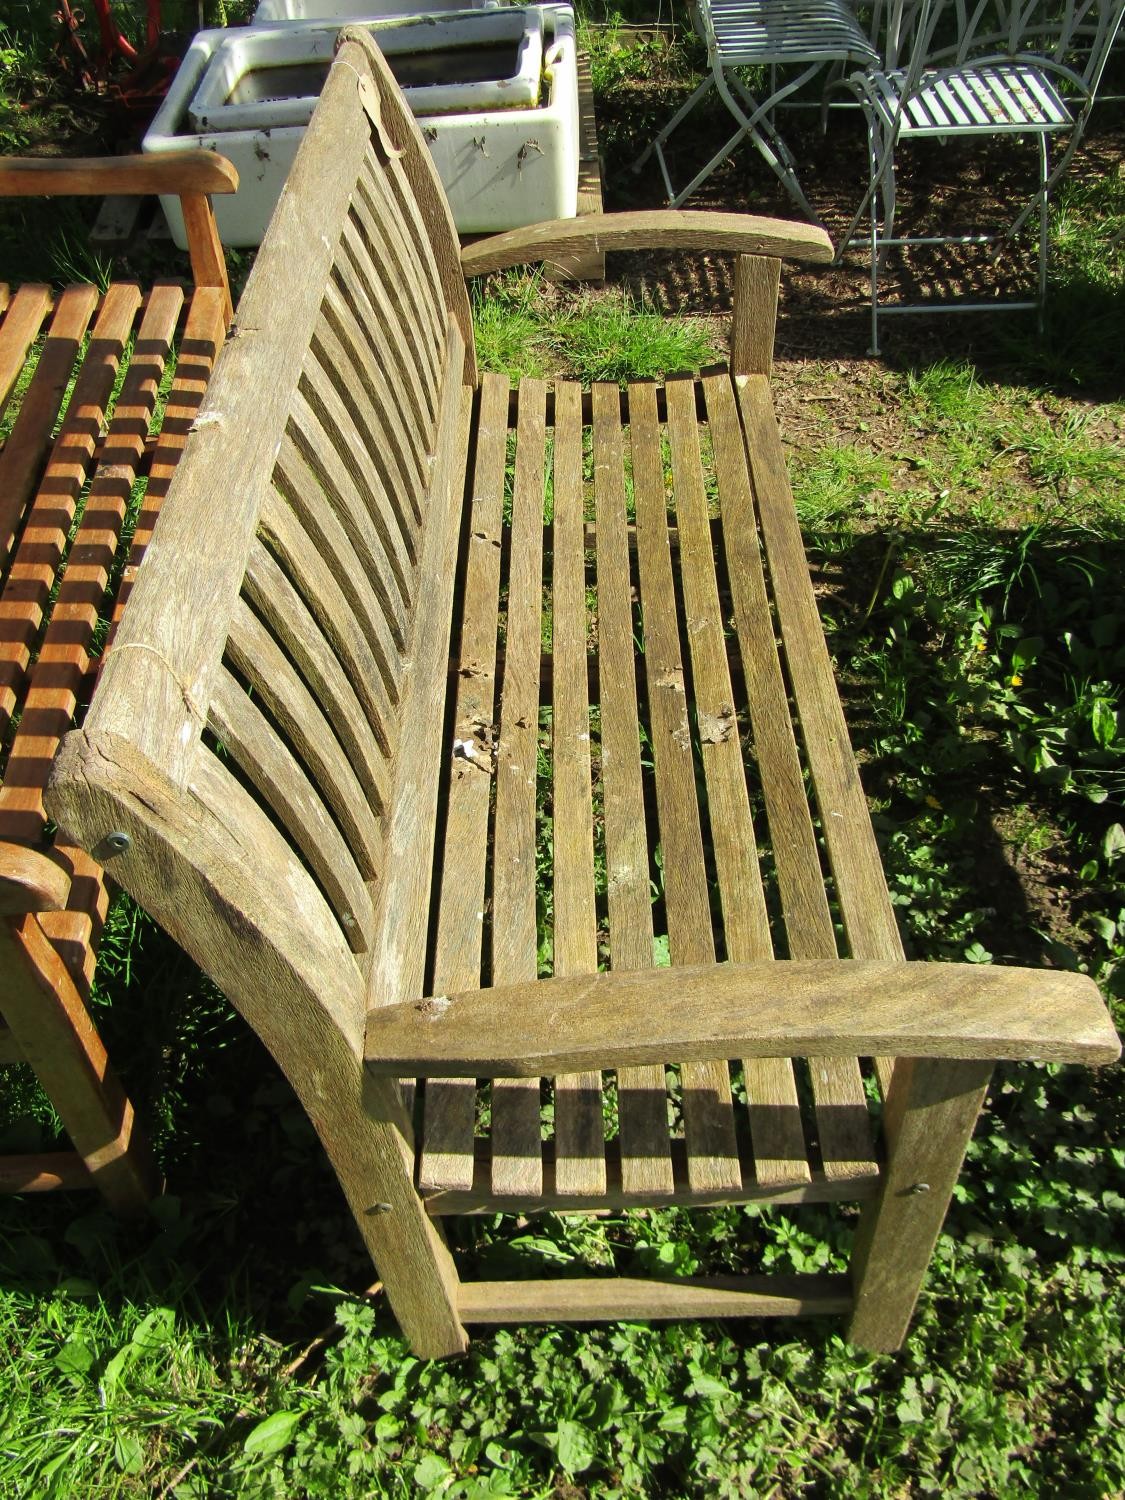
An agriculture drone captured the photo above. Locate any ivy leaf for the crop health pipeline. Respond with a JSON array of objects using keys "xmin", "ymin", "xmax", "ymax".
[{"xmin": 242, "ymin": 1410, "xmax": 303, "ymax": 1458}]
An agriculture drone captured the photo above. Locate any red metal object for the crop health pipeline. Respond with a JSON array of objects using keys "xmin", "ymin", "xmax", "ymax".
[{"xmin": 54, "ymin": 0, "xmax": 178, "ymax": 116}]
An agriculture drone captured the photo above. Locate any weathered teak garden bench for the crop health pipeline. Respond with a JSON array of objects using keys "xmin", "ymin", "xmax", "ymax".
[
  {"xmin": 0, "ymin": 152, "xmax": 236, "ymax": 1208},
  {"xmin": 46, "ymin": 30, "xmax": 1119, "ymax": 1356}
]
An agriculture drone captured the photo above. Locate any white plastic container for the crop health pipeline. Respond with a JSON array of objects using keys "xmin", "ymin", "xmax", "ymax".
[{"xmin": 143, "ymin": 7, "xmax": 578, "ymax": 246}]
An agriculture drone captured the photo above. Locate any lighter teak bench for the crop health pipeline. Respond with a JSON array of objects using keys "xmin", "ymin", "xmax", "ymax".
[
  {"xmin": 47, "ymin": 30, "xmax": 1119, "ymax": 1357},
  {"xmin": 0, "ymin": 153, "xmax": 235, "ymax": 1207}
]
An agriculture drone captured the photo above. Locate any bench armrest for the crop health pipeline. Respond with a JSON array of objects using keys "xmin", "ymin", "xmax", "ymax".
[
  {"xmin": 0, "ymin": 152, "xmax": 239, "ymax": 199},
  {"xmin": 460, "ymin": 211, "xmax": 833, "ymax": 277},
  {"xmin": 365, "ymin": 960, "xmax": 1121, "ymax": 1075},
  {"xmin": 0, "ymin": 151, "xmax": 239, "ymax": 325}
]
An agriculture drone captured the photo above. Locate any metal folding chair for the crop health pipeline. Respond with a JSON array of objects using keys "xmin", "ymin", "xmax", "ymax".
[
  {"xmin": 633, "ymin": 0, "xmax": 879, "ymax": 219},
  {"xmin": 834, "ymin": 0, "xmax": 1125, "ymax": 352}
]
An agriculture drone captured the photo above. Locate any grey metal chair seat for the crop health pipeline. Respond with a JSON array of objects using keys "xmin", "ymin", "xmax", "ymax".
[
  {"xmin": 835, "ymin": 0, "xmax": 1125, "ymax": 353},
  {"xmin": 867, "ymin": 61, "xmax": 1073, "ymax": 133},
  {"xmin": 634, "ymin": 0, "xmax": 876, "ymax": 218}
]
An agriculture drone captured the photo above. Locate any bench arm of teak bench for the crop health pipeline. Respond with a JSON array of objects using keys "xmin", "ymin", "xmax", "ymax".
[
  {"xmin": 0, "ymin": 151, "xmax": 239, "ymax": 324},
  {"xmin": 460, "ymin": 211, "xmax": 831, "ymax": 379},
  {"xmin": 459, "ymin": 212, "xmax": 833, "ymax": 277},
  {"xmin": 364, "ymin": 960, "xmax": 1121, "ymax": 1075}
]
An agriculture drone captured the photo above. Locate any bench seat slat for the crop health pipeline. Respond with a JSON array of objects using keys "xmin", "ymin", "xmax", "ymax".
[
  {"xmin": 0, "ymin": 284, "xmax": 52, "ymax": 419},
  {"xmin": 418, "ymin": 372, "xmax": 511, "ymax": 1197},
  {"xmin": 701, "ymin": 372, "xmax": 810, "ymax": 1186},
  {"xmin": 488, "ymin": 377, "xmax": 549, "ymax": 1198},
  {"xmin": 550, "ymin": 379, "xmax": 606, "ymax": 1197},
  {"xmin": 0, "ymin": 284, "xmax": 98, "ymax": 569},
  {"xmin": 0, "ymin": 285, "xmax": 140, "ymax": 732},
  {"xmin": 737, "ymin": 373, "xmax": 889, "ymax": 1173},
  {"xmin": 590, "ymin": 381, "xmax": 674, "ymax": 1196},
  {"xmin": 629, "ymin": 380, "xmax": 743, "ymax": 1195}
]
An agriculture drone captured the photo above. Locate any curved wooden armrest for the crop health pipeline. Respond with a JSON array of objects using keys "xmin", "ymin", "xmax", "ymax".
[
  {"xmin": 0, "ymin": 152, "xmax": 239, "ymax": 199},
  {"xmin": 0, "ymin": 842, "xmax": 72, "ymax": 915},
  {"xmin": 460, "ymin": 211, "xmax": 834, "ymax": 278},
  {"xmin": 365, "ymin": 960, "xmax": 1121, "ymax": 1075}
]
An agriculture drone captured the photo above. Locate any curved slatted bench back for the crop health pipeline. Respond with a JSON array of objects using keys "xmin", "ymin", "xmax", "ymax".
[{"xmin": 46, "ymin": 33, "xmax": 474, "ymax": 1063}]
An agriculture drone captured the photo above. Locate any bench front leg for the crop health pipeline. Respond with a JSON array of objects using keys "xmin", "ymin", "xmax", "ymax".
[{"xmin": 848, "ymin": 1057, "xmax": 993, "ymax": 1351}]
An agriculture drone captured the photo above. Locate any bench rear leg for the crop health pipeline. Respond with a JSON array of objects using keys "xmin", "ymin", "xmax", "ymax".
[{"xmin": 848, "ymin": 1057, "xmax": 993, "ymax": 1351}]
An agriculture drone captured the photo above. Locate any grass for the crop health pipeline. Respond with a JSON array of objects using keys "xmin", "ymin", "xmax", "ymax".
[{"xmin": 2, "ymin": 15, "xmax": 1125, "ymax": 1498}]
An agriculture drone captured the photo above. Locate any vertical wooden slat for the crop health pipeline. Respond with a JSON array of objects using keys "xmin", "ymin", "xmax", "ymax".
[
  {"xmin": 420, "ymin": 373, "xmax": 510, "ymax": 1195},
  {"xmin": 225, "ymin": 599, "xmax": 384, "ymax": 880},
  {"xmin": 243, "ymin": 539, "xmax": 390, "ymax": 817},
  {"xmin": 737, "ymin": 372, "xmax": 890, "ymax": 1174},
  {"xmin": 110, "ymin": 287, "xmax": 228, "ymax": 628},
  {"xmin": 667, "ymin": 377, "xmax": 813, "ymax": 1189},
  {"xmin": 364, "ymin": 333, "xmax": 473, "ymax": 1011},
  {"xmin": 701, "ymin": 371, "xmax": 811, "ymax": 1187},
  {"xmin": 0, "ymin": 283, "xmax": 52, "ymax": 415},
  {"xmin": 730, "ymin": 255, "xmax": 781, "ymax": 379},
  {"xmin": 629, "ymin": 380, "xmax": 742, "ymax": 1195},
  {"xmin": 321, "ymin": 275, "xmax": 427, "ymax": 494},
  {"xmin": 489, "ymin": 377, "xmax": 547, "ymax": 1198},
  {"xmin": 591, "ymin": 381, "xmax": 673, "ymax": 1197},
  {"xmin": 0, "ymin": 285, "xmax": 137, "ymax": 730},
  {"xmin": 551, "ymin": 381, "xmax": 605, "ymax": 1197},
  {"xmin": 339, "ymin": 216, "xmax": 437, "ymax": 436},
  {"xmin": 258, "ymin": 484, "xmax": 398, "ymax": 759},
  {"xmin": 0, "ymin": 284, "xmax": 97, "ymax": 567},
  {"xmin": 354, "ymin": 153, "xmax": 444, "ymax": 383},
  {"xmin": 310, "ymin": 305, "xmax": 422, "ymax": 561},
  {"xmin": 289, "ymin": 372, "xmax": 413, "ymax": 628},
  {"xmin": 208, "ymin": 668, "xmax": 374, "ymax": 952},
  {"xmin": 271, "ymin": 441, "xmax": 404, "ymax": 703}
]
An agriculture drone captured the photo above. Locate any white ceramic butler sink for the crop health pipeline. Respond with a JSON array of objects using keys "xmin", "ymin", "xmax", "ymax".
[{"xmin": 143, "ymin": 5, "xmax": 578, "ymax": 246}]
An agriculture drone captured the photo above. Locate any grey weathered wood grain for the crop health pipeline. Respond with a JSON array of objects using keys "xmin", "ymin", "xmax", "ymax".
[
  {"xmin": 629, "ymin": 380, "xmax": 742, "ymax": 1195},
  {"xmin": 419, "ymin": 373, "xmax": 510, "ymax": 1196},
  {"xmin": 488, "ymin": 378, "xmax": 548, "ymax": 1198},
  {"xmin": 550, "ymin": 380, "xmax": 605, "ymax": 1197},
  {"xmin": 591, "ymin": 381, "xmax": 673, "ymax": 1196},
  {"xmin": 364, "ymin": 960, "xmax": 1121, "ymax": 1074}
]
